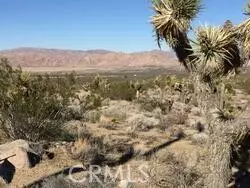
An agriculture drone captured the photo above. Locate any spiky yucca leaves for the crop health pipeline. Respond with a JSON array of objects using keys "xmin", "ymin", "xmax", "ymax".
[
  {"xmin": 244, "ymin": 0, "xmax": 250, "ymax": 15},
  {"xmin": 151, "ymin": 0, "xmax": 201, "ymax": 69},
  {"xmin": 236, "ymin": 1, "xmax": 250, "ymax": 58},
  {"xmin": 213, "ymin": 108, "xmax": 235, "ymax": 122},
  {"xmin": 191, "ymin": 26, "xmax": 243, "ymax": 80},
  {"xmin": 238, "ymin": 17, "xmax": 250, "ymax": 58}
]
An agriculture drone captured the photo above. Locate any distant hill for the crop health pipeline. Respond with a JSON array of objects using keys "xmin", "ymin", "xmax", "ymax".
[{"xmin": 0, "ymin": 48, "xmax": 181, "ymax": 73}]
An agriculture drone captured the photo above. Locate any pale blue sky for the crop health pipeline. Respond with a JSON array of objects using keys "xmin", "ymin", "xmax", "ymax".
[{"xmin": 0, "ymin": 0, "xmax": 247, "ymax": 52}]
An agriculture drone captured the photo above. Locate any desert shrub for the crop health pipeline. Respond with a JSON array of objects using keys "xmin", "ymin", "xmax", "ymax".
[
  {"xmin": 71, "ymin": 129, "xmax": 116, "ymax": 166},
  {"xmin": 71, "ymin": 135, "xmax": 106, "ymax": 166},
  {"xmin": 161, "ymin": 112, "xmax": 188, "ymax": 128},
  {"xmin": 149, "ymin": 152, "xmax": 204, "ymax": 188},
  {"xmin": 83, "ymin": 93, "xmax": 102, "ymax": 111},
  {"xmin": 65, "ymin": 91, "xmax": 103, "ymax": 121},
  {"xmin": 0, "ymin": 59, "xmax": 77, "ymax": 141},
  {"xmin": 191, "ymin": 133, "xmax": 209, "ymax": 145},
  {"xmin": 127, "ymin": 113, "xmax": 160, "ymax": 132},
  {"xmin": 85, "ymin": 110, "xmax": 101, "ymax": 123},
  {"xmin": 101, "ymin": 100, "xmax": 139, "ymax": 121},
  {"xmin": 156, "ymin": 110, "xmax": 189, "ymax": 132},
  {"xmin": 165, "ymin": 75, "xmax": 183, "ymax": 88},
  {"xmin": 102, "ymin": 82, "xmax": 137, "ymax": 101},
  {"xmin": 138, "ymin": 88, "xmax": 173, "ymax": 114},
  {"xmin": 72, "ymin": 128, "xmax": 133, "ymax": 167},
  {"xmin": 90, "ymin": 77, "xmax": 137, "ymax": 101}
]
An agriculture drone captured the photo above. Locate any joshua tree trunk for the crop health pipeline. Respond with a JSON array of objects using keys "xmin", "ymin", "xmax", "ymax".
[{"xmin": 219, "ymin": 83, "xmax": 225, "ymax": 109}]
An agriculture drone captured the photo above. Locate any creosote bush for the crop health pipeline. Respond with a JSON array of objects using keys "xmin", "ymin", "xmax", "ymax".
[
  {"xmin": 90, "ymin": 76, "xmax": 137, "ymax": 101},
  {"xmin": 0, "ymin": 59, "xmax": 77, "ymax": 142}
]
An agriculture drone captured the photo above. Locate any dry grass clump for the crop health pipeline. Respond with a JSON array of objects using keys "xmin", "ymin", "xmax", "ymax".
[
  {"xmin": 151, "ymin": 106, "xmax": 189, "ymax": 131},
  {"xmin": 148, "ymin": 152, "xmax": 204, "ymax": 188},
  {"xmin": 71, "ymin": 134, "xmax": 107, "ymax": 166},
  {"xmin": 160, "ymin": 112, "xmax": 189, "ymax": 130},
  {"xmin": 191, "ymin": 133, "xmax": 209, "ymax": 145},
  {"xmin": 71, "ymin": 128, "xmax": 133, "ymax": 167}
]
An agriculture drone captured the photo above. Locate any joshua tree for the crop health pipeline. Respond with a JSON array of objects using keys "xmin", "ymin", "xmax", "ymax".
[
  {"xmin": 151, "ymin": 0, "xmax": 246, "ymax": 79},
  {"xmin": 130, "ymin": 80, "xmax": 143, "ymax": 100},
  {"xmin": 150, "ymin": 1, "xmax": 250, "ymax": 187},
  {"xmin": 151, "ymin": 0, "xmax": 250, "ymax": 113}
]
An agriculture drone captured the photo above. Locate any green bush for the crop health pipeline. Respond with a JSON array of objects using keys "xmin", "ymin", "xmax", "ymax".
[
  {"xmin": 0, "ymin": 59, "xmax": 77, "ymax": 142},
  {"xmin": 91, "ymin": 79, "xmax": 137, "ymax": 101},
  {"xmin": 138, "ymin": 88, "xmax": 173, "ymax": 114}
]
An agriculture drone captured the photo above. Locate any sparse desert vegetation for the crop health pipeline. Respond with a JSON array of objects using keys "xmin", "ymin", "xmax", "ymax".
[
  {"xmin": 0, "ymin": 54, "xmax": 249, "ymax": 187},
  {"xmin": 1, "ymin": 0, "xmax": 250, "ymax": 188}
]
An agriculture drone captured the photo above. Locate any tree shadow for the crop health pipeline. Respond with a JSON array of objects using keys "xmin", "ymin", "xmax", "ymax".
[
  {"xmin": 28, "ymin": 152, "xmax": 41, "ymax": 168},
  {"xmin": 234, "ymin": 170, "xmax": 250, "ymax": 188},
  {"xmin": 141, "ymin": 137, "xmax": 181, "ymax": 158},
  {"xmin": 25, "ymin": 136, "xmax": 182, "ymax": 187},
  {"xmin": 106, "ymin": 146, "xmax": 135, "ymax": 167},
  {"xmin": 25, "ymin": 166, "xmax": 85, "ymax": 188},
  {"xmin": 0, "ymin": 159, "xmax": 16, "ymax": 183}
]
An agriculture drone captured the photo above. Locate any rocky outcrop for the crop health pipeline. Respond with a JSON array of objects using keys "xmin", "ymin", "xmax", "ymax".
[{"xmin": 0, "ymin": 140, "xmax": 42, "ymax": 184}]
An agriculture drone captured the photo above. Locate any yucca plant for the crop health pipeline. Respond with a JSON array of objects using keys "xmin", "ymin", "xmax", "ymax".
[
  {"xmin": 151, "ymin": 0, "xmax": 250, "ymax": 117},
  {"xmin": 151, "ymin": 0, "xmax": 247, "ymax": 82},
  {"xmin": 191, "ymin": 25, "xmax": 243, "ymax": 79},
  {"xmin": 151, "ymin": 2, "xmax": 250, "ymax": 187},
  {"xmin": 151, "ymin": 0, "xmax": 201, "ymax": 70},
  {"xmin": 238, "ymin": 5, "xmax": 250, "ymax": 59}
]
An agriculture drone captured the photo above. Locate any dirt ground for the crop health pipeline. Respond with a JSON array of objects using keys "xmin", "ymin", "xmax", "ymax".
[{"xmin": 4, "ymin": 87, "xmax": 250, "ymax": 188}]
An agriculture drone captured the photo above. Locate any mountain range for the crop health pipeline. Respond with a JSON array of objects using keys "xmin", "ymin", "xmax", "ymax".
[{"xmin": 0, "ymin": 48, "xmax": 181, "ymax": 73}]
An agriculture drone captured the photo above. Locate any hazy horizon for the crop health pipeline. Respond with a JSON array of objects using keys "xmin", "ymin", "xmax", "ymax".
[
  {"xmin": 0, "ymin": 47, "xmax": 174, "ymax": 54},
  {"xmin": 0, "ymin": 0, "xmax": 247, "ymax": 52}
]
